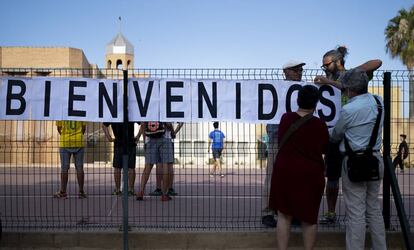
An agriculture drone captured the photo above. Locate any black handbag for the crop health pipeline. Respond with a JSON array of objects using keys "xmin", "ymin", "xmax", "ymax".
[{"xmin": 345, "ymin": 96, "xmax": 382, "ymax": 182}]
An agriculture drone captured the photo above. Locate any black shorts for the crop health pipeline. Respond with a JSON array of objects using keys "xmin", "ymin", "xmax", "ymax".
[
  {"xmin": 325, "ymin": 142, "xmax": 343, "ymax": 181},
  {"xmin": 113, "ymin": 145, "xmax": 137, "ymax": 169}
]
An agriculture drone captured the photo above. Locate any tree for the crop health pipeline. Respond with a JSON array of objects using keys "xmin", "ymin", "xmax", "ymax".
[{"xmin": 385, "ymin": 5, "xmax": 414, "ymax": 117}]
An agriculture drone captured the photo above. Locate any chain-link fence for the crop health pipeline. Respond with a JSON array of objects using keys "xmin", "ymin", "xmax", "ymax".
[{"xmin": 0, "ymin": 68, "xmax": 412, "ymax": 232}]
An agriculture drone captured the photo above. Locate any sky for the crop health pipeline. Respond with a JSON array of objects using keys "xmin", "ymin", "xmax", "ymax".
[{"xmin": 0, "ymin": 0, "xmax": 412, "ymax": 70}]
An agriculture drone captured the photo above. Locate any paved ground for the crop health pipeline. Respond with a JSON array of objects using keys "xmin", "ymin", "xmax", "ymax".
[{"xmin": 0, "ymin": 163, "xmax": 413, "ymax": 231}]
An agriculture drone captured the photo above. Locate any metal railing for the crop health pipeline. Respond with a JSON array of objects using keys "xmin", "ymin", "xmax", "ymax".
[{"xmin": 0, "ymin": 68, "xmax": 412, "ymax": 238}]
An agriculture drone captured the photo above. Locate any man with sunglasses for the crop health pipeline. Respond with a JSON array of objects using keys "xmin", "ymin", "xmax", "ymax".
[
  {"xmin": 314, "ymin": 46, "xmax": 382, "ymax": 225},
  {"xmin": 262, "ymin": 60, "xmax": 305, "ymax": 227}
]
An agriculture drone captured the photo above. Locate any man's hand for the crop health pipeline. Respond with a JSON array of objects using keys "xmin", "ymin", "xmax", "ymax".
[{"xmin": 314, "ymin": 76, "xmax": 331, "ymax": 85}]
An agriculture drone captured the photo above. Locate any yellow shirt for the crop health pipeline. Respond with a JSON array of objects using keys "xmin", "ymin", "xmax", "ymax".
[{"xmin": 56, "ymin": 121, "xmax": 86, "ymax": 148}]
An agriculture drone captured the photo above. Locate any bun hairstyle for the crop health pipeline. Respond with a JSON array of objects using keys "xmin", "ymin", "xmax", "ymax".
[{"xmin": 323, "ymin": 45, "xmax": 349, "ymax": 67}]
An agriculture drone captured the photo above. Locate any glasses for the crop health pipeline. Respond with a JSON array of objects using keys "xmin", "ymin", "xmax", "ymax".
[{"xmin": 321, "ymin": 61, "xmax": 334, "ymax": 71}]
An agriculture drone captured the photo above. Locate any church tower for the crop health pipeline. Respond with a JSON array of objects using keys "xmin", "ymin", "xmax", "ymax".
[{"xmin": 105, "ymin": 32, "xmax": 134, "ymax": 69}]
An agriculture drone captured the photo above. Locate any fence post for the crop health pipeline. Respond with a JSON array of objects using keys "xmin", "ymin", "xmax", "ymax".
[
  {"xmin": 382, "ymin": 71, "xmax": 391, "ymax": 229},
  {"xmin": 383, "ymin": 71, "xmax": 414, "ymax": 250},
  {"xmin": 122, "ymin": 69, "xmax": 129, "ymax": 250}
]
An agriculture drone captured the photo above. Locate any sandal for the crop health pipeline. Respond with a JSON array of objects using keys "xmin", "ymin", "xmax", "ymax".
[{"xmin": 54, "ymin": 191, "xmax": 68, "ymax": 199}]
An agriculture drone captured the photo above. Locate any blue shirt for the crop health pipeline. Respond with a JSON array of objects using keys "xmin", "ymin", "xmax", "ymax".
[
  {"xmin": 209, "ymin": 129, "xmax": 225, "ymax": 149},
  {"xmin": 330, "ymin": 93, "xmax": 383, "ymax": 153}
]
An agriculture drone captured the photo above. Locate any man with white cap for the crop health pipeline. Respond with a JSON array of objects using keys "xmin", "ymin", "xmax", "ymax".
[{"xmin": 262, "ymin": 60, "xmax": 305, "ymax": 227}]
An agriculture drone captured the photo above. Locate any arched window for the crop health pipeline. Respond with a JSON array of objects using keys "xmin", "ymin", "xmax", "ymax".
[
  {"xmin": 107, "ymin": 60, "xmax": 112, "ymax": 68},
  {"xmin": 116, "ymin": 59, "xmax": 123, "ymax": 69}
]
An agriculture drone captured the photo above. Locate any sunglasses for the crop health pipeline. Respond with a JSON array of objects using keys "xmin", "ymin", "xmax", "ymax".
[{"xmin": 321, "ymin": 61, "xmax": 335, "ymax": 71}]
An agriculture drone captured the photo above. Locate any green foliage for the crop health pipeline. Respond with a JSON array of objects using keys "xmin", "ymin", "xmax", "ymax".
[{"xmin": 385, "ymin": 5, "xmax": 414, "ymax": 69}]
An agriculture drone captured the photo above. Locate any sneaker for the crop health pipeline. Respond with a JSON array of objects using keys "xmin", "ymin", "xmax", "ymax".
[
  {"xmin": 167, "ymin": 188, "xmax": 177, "ymax": 196},
  {"xmin": 220, "ymin": 174, "xmax": 225, "ymax": 178},
  {"xmin": 149, "ymin": 188, "xmax": 162, "ymax": 196},
  {"xmin": 136, "ymin": 191, "xmax": 144, "ymax": 201},
  {"xmin": 112, "ymin": 189, "xmax": 122, "ymax": 196},
  {"xmin": 210, "ymin": 174, "xmax": 214, "ymax": 178},
  {"xmin": 78, "ymin": 191, "xmax": 87, "ymax": 199},
  {"xmin": 319, "ymin": 212, "xmax": 337, "ymax": 224},
  {"xmin": 161, "ymin": 194, "xmax": 172, "ymax": 202},
  {"xmin": 262, "ymin": 215, "xmax": 276, "ymax": 228},
  {"xmin": 54, "ymin": 191, "xmax": 68, "ymax": 199},
  {"xmin": 128, "ymin": 190, "xmax": 136, "ymax": 196}
]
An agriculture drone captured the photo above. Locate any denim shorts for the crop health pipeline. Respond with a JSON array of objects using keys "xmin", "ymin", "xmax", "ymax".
[{"xmin": 59, "ymin": 148, "xmax": 84, "ymax": 172}]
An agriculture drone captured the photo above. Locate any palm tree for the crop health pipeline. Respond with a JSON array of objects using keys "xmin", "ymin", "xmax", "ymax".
[{"xmin": 385, "ymin": 5, "xmax": 414, "ymax": 117}]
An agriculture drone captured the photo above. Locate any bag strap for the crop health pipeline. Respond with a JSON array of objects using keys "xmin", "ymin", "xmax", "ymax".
[
  {"xmin": 278, "ymin": 113, "xmax": 313, "ymax": 150},
  {"xmin": 345, "ymin": 95, "xmax": 382, "ymax": 153}
]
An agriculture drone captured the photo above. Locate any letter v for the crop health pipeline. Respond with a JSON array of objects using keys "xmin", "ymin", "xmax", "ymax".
[{"xmin": 133, "ymin": 80, "xmax": 153, "ymax": 116}]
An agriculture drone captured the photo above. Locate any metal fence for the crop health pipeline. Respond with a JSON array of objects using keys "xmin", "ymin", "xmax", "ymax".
[{"xmin": 0, "ymin": 68, "xmax": 412, "ymax": 233}]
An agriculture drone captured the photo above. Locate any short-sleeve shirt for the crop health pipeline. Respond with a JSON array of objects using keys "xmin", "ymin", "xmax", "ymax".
[
  {"xmin": 56, "ymin": 121, "xmax": 86, "ymax": 148},
  {"xmin": 209, "ymin": 129, "xmax": 225, "ymax": 149},
  {"xmin": 103, "ymin": 122, "xmax": 137, "ymax": 147}
]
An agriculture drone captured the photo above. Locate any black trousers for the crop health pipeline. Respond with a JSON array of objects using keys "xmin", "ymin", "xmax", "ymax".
[{"xmin": 392, "ymin": 155, "xmax": 404, "ymax": 170}]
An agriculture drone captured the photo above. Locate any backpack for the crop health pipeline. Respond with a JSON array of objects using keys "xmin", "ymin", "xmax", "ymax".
[{"xmin": 145, "ymin": 122, "xmax": 165, "ymax": 138}]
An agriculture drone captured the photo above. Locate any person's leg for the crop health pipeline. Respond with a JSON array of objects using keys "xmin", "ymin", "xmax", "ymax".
[
  {"xmin": 160, "ymin": 138, "xmax": 174, "ymax": 200},
  {"xmin": 128, "ymin": 146, "xmax": 137, "ymax": 194},
  {"xmin": 398, "ymin": 157, "xmax": 404, "ymax": 171},
  {"xmin": 276, "ymin": 211, "xmax": 292, "ymax": 250},
  {"xmin": 112, "ymin": 145, "xmax": 122, "ymax": 193},
  {"xmin": 366, "ymin": 154, "xmax": 387, "ymax": 250},
  {"xmin": 342, "ymin": 160, "xmax": 367, "ymax": 250},
  {"xmin": 155, "ymin": 163, "xmax": 162, "ymax": 189},
  {"xmin": 138, "ymin": 139, "xmax": 157, "ymax": 199},
  {"xmin": 169, "ymin": 140, "xmax": 175, "ymax": 192},
  {"xmin": 325, "ymin": 179, "xmax": 339, "ymax": 219},
  {"xmin": 57, "ymin": 148, "xmax": 70, "ymax": 196},
  {"xmin": 128, "ymin": 168, "xmax": 136, "ymax": 193},
  {"xmin": 262, "ymin": 140, "xmax": 277, "ymax": 226},
  {"xmin": 161, "ymin": 163, "xmax": 170, "ymax": 194},
  {"xmin": 139, "ymin": 164, "xmax": 153, "ymax": 193},
  {"xmin": 167, "ymin": 163, "xmax": 176, "ymax": 194},
  {"xmin": 301, "ymin": 222, "xmax": 317, "ymax": 250},
  {"xmin": 114, "ymin": 168, "xmax": 121, "ymax": 191},
  {"xmin": 74, "ymin": 148, "xmax": 85, "ymax": 193},
  {"xmin": 210, "ymin": 149, "xmax": 218, "ymax": 175},
  {"xmin": 217, "ymin": 150, "xmax": 223, "ymax": 176}
]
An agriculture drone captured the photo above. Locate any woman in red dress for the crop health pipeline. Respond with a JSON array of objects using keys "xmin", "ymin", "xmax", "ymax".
[{"xmin": 269, "ymin": 85, "xmax": 329, "ymax": 250}]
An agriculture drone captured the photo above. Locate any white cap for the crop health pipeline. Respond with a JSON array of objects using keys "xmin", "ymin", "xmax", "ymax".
[{"xmin": 282, "ymin": 60, "xmax": 306, "ymax": 70}]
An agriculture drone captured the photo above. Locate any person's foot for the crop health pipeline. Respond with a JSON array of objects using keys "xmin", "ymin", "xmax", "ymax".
[
  {"xmin": 78, "ymin": 190, "xmax": 87, "ymax": 199},
  {"xmin": 53, "ymin": 191, "xmax": 68, "ymax": 199},
  {"xmin": 112, "ymin": 189, "xmax": 122, "ymax": 196},
  {"xmin": 167, "ymin": 188, "xmax": 178, "ymax": 196},
  {"xmin": 209, "ymin": 173, "xmax": 214, "ymax": 178},
  {"xmin": 136, "ymin": 191, "xmax": 144, "ymax": 201},
  {"xmin": 261, "ymin": 215, "xmax": 276, "ymax": 228},
  {"xmin": 220, "ymin": 174, "xmax": 225, "ymax": 178},
  {"xmin": 128, "ymin": 190, "xmax": 136, "ymax": 196},
  {"xmin": 149, "ymin": 188, "xmax": 163, "ymax": 196},
  {"xmin": 319, "ymin": 212, "xmax": 337, "ymax": 224},
  {"xmin": 161, "ymin": 194, "xmax": 172, "ymax": 202}
]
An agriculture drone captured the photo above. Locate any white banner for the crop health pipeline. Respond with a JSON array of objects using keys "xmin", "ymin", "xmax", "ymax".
[
  {"xmin": 0, "ymin": 77, "xmax": 123, "ymax": 122},
  {"xmin": 0, "ymin": 77, "xmax": 341, "ymax": 125}
]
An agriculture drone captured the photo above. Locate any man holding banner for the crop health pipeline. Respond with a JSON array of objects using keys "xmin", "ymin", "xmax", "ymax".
[{"xmin": 262, "ymin": 60, "xmax": 306, "ymax": 228}]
